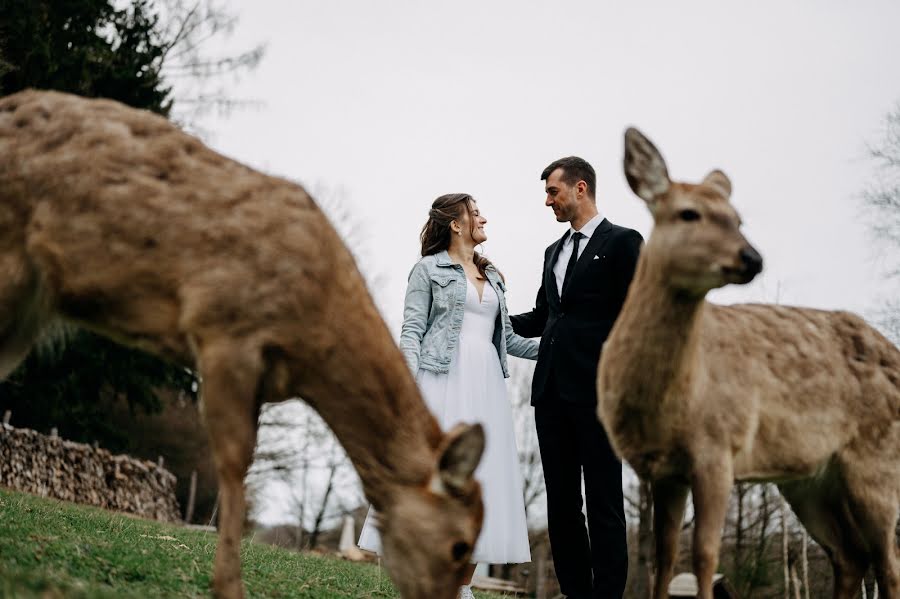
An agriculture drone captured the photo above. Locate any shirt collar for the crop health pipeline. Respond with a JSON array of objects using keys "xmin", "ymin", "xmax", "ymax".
[{"xmin": 568, "ymin": 212, "xmax": 604, "ymax": 243}]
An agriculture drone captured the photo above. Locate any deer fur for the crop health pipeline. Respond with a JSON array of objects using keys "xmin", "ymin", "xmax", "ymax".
[
  {"xmin": 0, "ymin": 89, "xmax": 486, "ymax": 599},
  {"xmin": 597, "ymin": 127, "xmax": 900, "ymax": 599}
]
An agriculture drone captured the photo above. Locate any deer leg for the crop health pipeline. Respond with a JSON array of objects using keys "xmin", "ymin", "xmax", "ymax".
[
  {"xmin": 690, "ymin": 457, "xmax": 733, "ymax": 599},
  {"xmin": 856, "ymin": 504, "xmax": 900, "ymax": 599},
  {"xmin": 780, "ymin": 480, "xmax": 870, "ymax": 599},
  {"xmin": 0, "ymin": 252, "xmax": 49, "ymax": 379},
  {"xmin": 842, "ymin": 460, "xmax": 900, "ymax": 599},
  {"xmin": 830, "ymin": 555, "xmax": 866, "ymax": 599},
  {"xmin": 651, "ymin": 478, "xmax": 689, "ymax": 599},
  {"xmin": 198, "ymin": 341, "xmax": 263, "ymax": 599},
  {"xmin": 871, "ymin": 531, "xmax": 900, "ymax": 599}
]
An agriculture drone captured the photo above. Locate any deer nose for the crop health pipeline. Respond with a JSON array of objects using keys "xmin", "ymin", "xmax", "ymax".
[{"xmin": 740, "ymin": 245, "xmax": 763, "ymax": 275}]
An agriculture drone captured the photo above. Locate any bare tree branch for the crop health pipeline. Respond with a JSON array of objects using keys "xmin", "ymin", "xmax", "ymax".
[
  {"xmin": 860, "ymin": 100, "xmax": 900, "ymax": 344},
  {"xmin": 154, "ymin": 0, "xmax": 266, "ymax": 130}
]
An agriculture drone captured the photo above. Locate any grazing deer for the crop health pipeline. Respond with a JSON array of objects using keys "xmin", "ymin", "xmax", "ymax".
[
  {"xmin": 0, "ymin": 89, "xmax": 486, "ymax": 599},
  {"xmin": 597, "ymin": 127, "xmax": 900, "ymax": 599}
]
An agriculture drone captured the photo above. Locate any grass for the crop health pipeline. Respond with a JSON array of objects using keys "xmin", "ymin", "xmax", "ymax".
[{"xmin": 0, "ymin": 488, "xmax": 510, "ymax": 598}]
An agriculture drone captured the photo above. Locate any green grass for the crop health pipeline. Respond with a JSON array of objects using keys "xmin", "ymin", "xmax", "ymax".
[{"xmin": 0, "ymin": 488, "xmax": 510, "ymax": 598}]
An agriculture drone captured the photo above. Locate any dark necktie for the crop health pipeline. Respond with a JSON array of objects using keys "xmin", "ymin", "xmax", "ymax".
[{"xmin": 562, "ymin": 231, "xmax": 585, "ymax": 294}]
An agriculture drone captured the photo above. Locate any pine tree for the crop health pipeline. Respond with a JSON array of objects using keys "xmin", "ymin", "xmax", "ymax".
[{"xmin": 0, "ymin": 0, "xmax": 191, "ymax": 445}]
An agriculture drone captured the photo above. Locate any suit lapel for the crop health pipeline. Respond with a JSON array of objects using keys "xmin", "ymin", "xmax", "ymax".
[
  {"xmin": 562, "ymin": 218, "xmax": 613, "ymax": 300},
  {"xmin": 546, "ymin": 231, "xmax": 569, "ymax": 305}
]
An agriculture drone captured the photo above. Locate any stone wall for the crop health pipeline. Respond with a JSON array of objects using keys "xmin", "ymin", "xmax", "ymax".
[{"xmin": 0, "ymin": 423, "xmax": 181, "ymax": 522}]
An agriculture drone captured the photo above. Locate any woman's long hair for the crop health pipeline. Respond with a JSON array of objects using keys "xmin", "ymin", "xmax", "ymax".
[{"xmin": 419, "ymin": 193, "xmax": 499, "ymax": 281}]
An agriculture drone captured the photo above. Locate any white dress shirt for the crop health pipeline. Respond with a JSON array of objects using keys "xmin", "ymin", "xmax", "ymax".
[{"xmin": 553, "ymin": 212, "xmax": 604, "ymax": 295}]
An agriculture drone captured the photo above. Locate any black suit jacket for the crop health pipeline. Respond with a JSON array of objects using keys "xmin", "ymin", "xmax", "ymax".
[{"xmin": 511, "ymin": 218, "xmax": 643, "ymax": 406}]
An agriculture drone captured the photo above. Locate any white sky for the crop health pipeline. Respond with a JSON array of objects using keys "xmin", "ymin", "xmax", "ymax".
[{"xmin": 196, "ymin": 1, "xmax": 900, "ymax": 524}]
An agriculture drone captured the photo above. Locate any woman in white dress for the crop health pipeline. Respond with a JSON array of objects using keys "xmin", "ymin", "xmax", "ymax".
[{"xmin": 359, "ymin": 193, "xmax": 538, "ymax": 599}]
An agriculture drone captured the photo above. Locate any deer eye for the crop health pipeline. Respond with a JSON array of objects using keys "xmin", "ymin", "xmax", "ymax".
[
  {"xmin": 451, "ymin": 541, "xmax": 470, "ymax": 562},
  {"xmin": 678, "ymin": 209, "xmax": 701, "ymax": 222}
]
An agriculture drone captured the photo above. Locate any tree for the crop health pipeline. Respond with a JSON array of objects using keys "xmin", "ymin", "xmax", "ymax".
[
  {"xmin": 156, "ymin": 0, "xmax": 265, "ymax": 128},
  {"xmin": 0, "ymin": 0, "xmax": 193, "ymax": 435},
  {"xmin": 1, "ymin": 330, "xmax": 196, "ymax": 452},
  {"xmin": 0, "ymin": 0, "xmax": 264, "ymax": 442},
  {"xmin": 508, "ymin": 360, "xmax": 545, "ymax": 524},
  {"xmin": 249, "ymin": 401, "xmax": 361, "ymax": 550},
  {"xmin": 0, "ymin": 48, "xmax": 11, "ymax": 90},
  {"xmin": 0, "ymin": 0, "xmax": 262, "ymax": 520},
  {"xmin": 0, "ymin": 0, "xmax": 172, "ymax": 113},
  {"xmin": 628, "ymin": 478, "xmax": 654, "ymax": 599},
  {"xmin": 721, "ymin": 483, "xmax": 780, "ymax": 597},
  {"xmin": 862, "ymin": 101, "xmax": 900, "ymax": 343}
]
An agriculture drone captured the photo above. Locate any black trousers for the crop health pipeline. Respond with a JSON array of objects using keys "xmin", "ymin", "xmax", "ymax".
[{"xmin": 535, "ymin": 396, "xmax": 627, "ymax": 599}]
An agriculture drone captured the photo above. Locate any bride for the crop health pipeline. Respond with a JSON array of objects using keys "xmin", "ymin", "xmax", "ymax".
[{"xmin": 359, "ymin": 193, "xmax": 537, "ymax": 599}]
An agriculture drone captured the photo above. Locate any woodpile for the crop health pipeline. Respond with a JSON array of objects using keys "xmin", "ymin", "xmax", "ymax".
[{"xmin": 0, "ymin": 423, "xmax": 181, "ymax": 522}]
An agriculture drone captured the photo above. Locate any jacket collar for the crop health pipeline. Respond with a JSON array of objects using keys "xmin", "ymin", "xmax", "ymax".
[
  {"xmin": 484, "ymin": 265, "xmax": 502, "ymax": 287},
  {"xmin": 561, "ymin": 218, "xmax": 614, "ymax": 299},
  {"xmin": 564, "ymin": 212, "xmax": 604, "ymax": 242},
  {"xmin": 434, "ymin": 250, "xmax": 454, "ymax": 267},
  {"xmin": 434, "ymin": 250, "xmax": 503, "ymax": 287},
  {"xmin": 434, "ymin": 250, "xmax": 497, "ymax": 272}
]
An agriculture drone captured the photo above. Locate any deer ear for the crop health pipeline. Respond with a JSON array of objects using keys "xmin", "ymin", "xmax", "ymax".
[
  {"xmin": 624, "ymin": 127, "xmax": 671, "ymax": 205},
  {"xmin": 702, "ymin": 169, "xmax": 732, "ymax": 199},
  {"xmin": 430, "ymin": 423, "xmax": 485, "ymax": 496}
]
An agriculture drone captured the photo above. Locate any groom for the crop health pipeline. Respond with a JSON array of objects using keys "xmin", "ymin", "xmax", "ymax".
[{"xmin": 511, "ymin": 156, "xmax": 643, "ymax": 599}]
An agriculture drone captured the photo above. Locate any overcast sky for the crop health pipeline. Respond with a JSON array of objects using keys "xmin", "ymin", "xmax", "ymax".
[{"xmin": 196, "ymin": 1, "xmax": 900, "ymax": 524}]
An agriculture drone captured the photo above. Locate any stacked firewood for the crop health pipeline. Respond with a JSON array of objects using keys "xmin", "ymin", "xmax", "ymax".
[{"xmin": 0, "ymin": 423, "xmax": 181, "ymax": 522}]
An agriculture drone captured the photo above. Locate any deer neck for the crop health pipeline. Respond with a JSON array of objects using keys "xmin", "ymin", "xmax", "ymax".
[
  {"xmin": 290, "ymin": 318, "xmax": 441, "ymax": 512},
  {"xmin": 607, "ymin": 253, "xmax": 706, "ymax": 406}
]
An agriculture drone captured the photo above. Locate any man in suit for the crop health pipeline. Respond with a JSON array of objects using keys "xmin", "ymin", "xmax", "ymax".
[{"xmin": 511, "ymin": 156, "xmax": 643, "ymax": 599}]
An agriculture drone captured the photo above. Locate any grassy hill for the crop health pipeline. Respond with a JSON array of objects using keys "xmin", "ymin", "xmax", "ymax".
[{"xmin": 0, "ymin": 488, "xmax": 508, "ymax": 598}]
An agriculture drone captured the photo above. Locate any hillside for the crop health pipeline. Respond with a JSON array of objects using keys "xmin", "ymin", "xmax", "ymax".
[{"xmin": 0, "ymin": 488, "xmax": 507, "ymax": 598}]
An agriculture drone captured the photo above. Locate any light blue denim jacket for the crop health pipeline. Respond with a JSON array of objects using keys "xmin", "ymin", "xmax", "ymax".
[{"xmin": 399, "ymin": 251, "xmax": 539, "ymax": 377}]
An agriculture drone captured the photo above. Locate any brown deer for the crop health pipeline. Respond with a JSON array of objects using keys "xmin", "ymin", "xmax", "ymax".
[
  {"xmin": 0, "ymin": 89, "xmax": 486, "ymax": 599},
  {"xmin": 597, "ymin": 127, "xmax": 900, "ymax": 599}
]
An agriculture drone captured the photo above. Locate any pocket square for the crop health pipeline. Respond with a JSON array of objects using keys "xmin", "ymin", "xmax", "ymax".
[{"xmin": 593, "ymin": 255, "xmax": 601, "ymax": 260}]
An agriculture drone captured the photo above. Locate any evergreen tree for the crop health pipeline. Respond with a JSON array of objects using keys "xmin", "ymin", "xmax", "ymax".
[
  {"xmin": 0, "ymin": 0, "xmax": 172, "ymax": 114},
  {"xmin": 0, "ymin": 0, "xmax": 194, "ymax": 441}
]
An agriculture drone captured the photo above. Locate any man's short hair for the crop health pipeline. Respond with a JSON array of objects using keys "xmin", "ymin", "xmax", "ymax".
[{"xmin": 541, "ymin": 156, "xmax": 596, "ymax": 199}]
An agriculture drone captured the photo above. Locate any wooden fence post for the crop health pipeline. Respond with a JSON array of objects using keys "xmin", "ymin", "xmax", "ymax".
[
  {"xmin": 208, "ymin": 492, "xmax": 219, "ymax": 527},
  {"xmin": 782, "ymin": 496, "xmax": 790, "ymax": 599},
  {"xmin": 535, "ymin": 541, "xmax": 548, "ymax": 599},
  {"xmin": 184, "ymin": 470, "xmax": 197, "ymax": 523},
  {"xmin": 802, "ymin": 530, "xmax": 809, "ymax": 599}
]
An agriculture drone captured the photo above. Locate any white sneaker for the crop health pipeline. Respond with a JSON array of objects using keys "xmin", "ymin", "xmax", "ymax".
[{"xmin": 458, "ymin": 585, "xmax": 475, "ymax": 599}]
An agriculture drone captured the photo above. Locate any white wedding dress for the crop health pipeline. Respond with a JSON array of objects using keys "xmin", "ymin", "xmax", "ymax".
[{"xmin": 358, "ymin": 278, "xmax": 531, "ymax": 564}]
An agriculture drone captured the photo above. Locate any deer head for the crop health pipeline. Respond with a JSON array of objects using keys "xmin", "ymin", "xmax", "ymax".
[
  {"xmin": 623, "ymin": 127, "xmax": 763, "ymax": 296},
  {"xmin": 379, "ymin": 423, "xmax": 485, "ymax": 599}
]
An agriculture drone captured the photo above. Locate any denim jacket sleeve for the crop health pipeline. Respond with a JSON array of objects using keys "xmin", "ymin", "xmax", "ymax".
[
  {"xmin": 503, "ymin": 300, "xmax": 539, "ymax": 360},
  {"xmin": 399, "ymin": 260, "xmax": 431, "ymax": 374},
  {"xmin": 509, "ymin": 244, "xmax": 553, "ymax": 338},
  {"xmin": 492, "ymin": 276, "xmax": 539, "ymax": 361}
]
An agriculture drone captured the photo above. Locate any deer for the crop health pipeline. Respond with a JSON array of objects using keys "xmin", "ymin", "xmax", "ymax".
[
  {"xmin": 0, "ymin": 89, "xmax": 486, "ymax": 599},
  {"xmin": 597, "ymin": 127, "xmax": 900, "ymax": 599}
]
